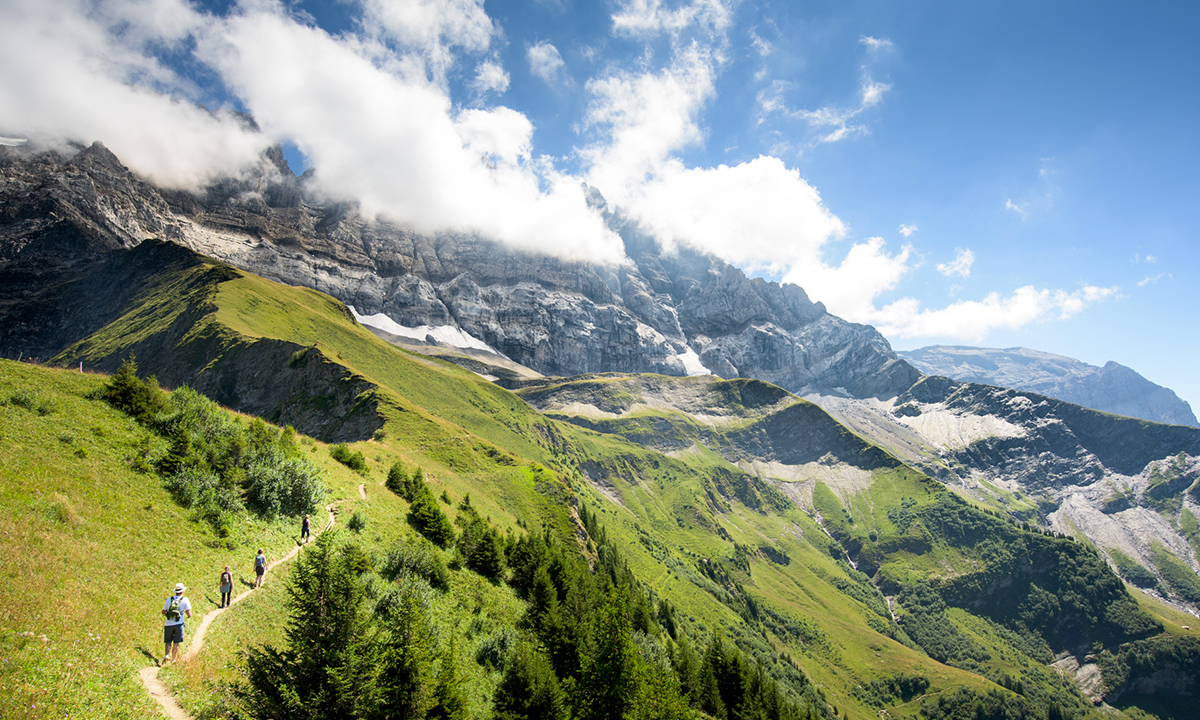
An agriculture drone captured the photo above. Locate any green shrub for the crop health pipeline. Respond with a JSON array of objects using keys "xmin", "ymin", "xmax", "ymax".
[
  {"xmin": 347, "ymin": 510, "xmax": 367, "ymax": 533},
  {"xmin": 382, "ymin": 540, "xmax": 450, "ymax": 591},
  {"xmin": 330, "ymin": 444, "xmax": 369, "ymax": 475},
  {"xmin": 474, "ymin": 627, "xmax": 516, "ymax": 671}
]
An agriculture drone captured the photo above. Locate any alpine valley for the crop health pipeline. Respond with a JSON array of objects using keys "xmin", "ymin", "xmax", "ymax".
[{"xmin": 3, "ymin": 142, "xmax": 1200, "ymax": 720}]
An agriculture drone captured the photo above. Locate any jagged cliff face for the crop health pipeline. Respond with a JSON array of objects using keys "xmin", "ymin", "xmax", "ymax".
[
  {"xmin": 899, "ymin": 345, "xmax": 1199, "ymax": 427},
  {"xmin": 0, "ymin": 142, "xmax": 917, "ymax": 399}
]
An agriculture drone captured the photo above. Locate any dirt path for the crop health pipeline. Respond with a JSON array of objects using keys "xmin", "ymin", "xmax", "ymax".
[
  {"xmin": 139, "ymin": 501, "xmax": 342, "ymax": 719},
  {"xmin": 358, "ymin": 483, "xmax": 366, "ymax": 499}
]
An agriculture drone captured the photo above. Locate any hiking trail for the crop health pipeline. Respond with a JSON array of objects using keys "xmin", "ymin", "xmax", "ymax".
[{"xmin": 139, "ymin": 500, "xmax": 344, "ymax": 719}]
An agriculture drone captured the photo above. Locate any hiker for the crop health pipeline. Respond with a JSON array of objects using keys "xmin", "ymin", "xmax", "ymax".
[
  {"xmin": 301, "ymin": 514, "xmax": 311, "ymax": 544},
  {"xmin": 161, "ymin": 583, "xmax": 192, "ymax": 665},
  {"xmin": 219, "ymin": 565, "xmax": 232, "ymax": 608},
  {"xmin": 254, "ymin": 549, "xmax": 267, "ymax": 588}
]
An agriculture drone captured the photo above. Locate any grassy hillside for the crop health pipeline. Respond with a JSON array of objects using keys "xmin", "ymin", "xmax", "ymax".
[{"xmin": 4, "ymin": 240, "xmax": 1195, "ymax": 719}]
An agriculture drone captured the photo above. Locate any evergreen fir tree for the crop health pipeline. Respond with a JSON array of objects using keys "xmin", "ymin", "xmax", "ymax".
[
  {"xmin": 494, "ymin": 640, "xmax": 568, "ymax": 720},
  {"xmin": 236, "ymin": 532, "xmax": 377, "ymax": 719}
]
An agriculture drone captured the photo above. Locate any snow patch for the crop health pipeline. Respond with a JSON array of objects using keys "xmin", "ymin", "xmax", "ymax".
[
  {"xmin": 349, "ymin": 306, "xmax": 496, "ymax": 353},
  {"xmin": 677, "ymin": 348, "xmax": 711, "ymax": 376}
]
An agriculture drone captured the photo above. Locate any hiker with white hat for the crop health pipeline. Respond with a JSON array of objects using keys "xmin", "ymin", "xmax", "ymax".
[{"xmin": 160, "ymin": 582, "xmax": 192, "ymax": 665}]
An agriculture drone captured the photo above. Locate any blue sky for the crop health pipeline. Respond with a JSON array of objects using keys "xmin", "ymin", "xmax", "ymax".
[{"xmin": 2, "ymin": 0, "xmax": 1198, "ymax": 409}]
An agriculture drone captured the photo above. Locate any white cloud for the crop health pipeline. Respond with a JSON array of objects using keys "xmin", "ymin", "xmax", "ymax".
[
  {"xmin": 750, "ymin": 29, "xmax": 772, "ymax": 57},
  {"xmin": 470, "ymin": 60, "xmax": 510, "ymax": 97},
  {"xmin": 359, "ymin": 0, "xmax": 495, "ymax": 83},
  {"xmin": 1005, "ymin": 198, "xmax": 1028, "ymax": 218},
  {"xmin": 583, "ymin": 44, "xmax": 717, "ymax": 201},
  {"xmin": 859, "ymin": 35, "xmax": 893, "ymax": 51},
  {"xmin": 611, "ymin": 0, "xmax": 733, "ymax": 40},
  {"xmin": 0, "ymin": 0, "xmax": 265, "ymax": 189},
  {"xmin": 783, "ymin": 238, "xmax": 911, "ymax": 320},
  {"xmin": 1138, "ymin": 273, "xmax": 1169, "ymax": 286},
  {"xmin": 765, "ymin": 71, "xmax": 891, "ymax": 145},
  {"xmin": 455, "ymin": 106, "xmax": 531, "ymax": 165},
  {"xmin": 779, "ymin": 233, "xmax": 1115, "ymax": 343},
  {"xmin": 628, "ymin": 156, "xmax": 846, "ymax": 273},
  {"xmin": 898, "ymin": 224, "xmax": 917, "ymax": 237},
  {"xmin": 860, "ymin": 78, "xmax": 891, "ymax": 107},
  {"xmin": 1133, "ymin": 253, "xmax": 1157, "ymax": 264},
  {"xmin": 856, "ymin": 285, "xmax": 1119, "ymax": 342},
  {"xmin": 527, "ymin": 41, "xmax": 566, "ymax": 84},
  {"xmin": 200, "ymin": 7, "xmax": 621, "ymax": 263},
  {"xmin": 936, "ymin": 248, "xmax": 974, "ymax": 278}
]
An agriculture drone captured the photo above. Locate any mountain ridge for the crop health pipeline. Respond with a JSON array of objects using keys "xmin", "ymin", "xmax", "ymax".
[{"xmin": 899, "ymin": 345, "xmax": 1197, "ymax": 428}]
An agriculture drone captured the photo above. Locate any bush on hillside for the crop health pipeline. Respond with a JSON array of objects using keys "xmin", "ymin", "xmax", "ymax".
[
  {"xmin": 382, "ymin": 539, "xmax": 449, "ymax": 591},
  {"xmin": 103, "ymin": 376, "xmax": 326, "ymax": 532},
  {"xmin": 103, "ymin": 357, "xmax": 166, "ymax": 423},
  {"xmin": 331, "ymin": 444, "xmax": 369, "ymax": 476}
]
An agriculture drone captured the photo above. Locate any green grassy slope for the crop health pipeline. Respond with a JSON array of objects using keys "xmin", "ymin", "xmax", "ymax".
[
  {"xmin": 7, "ymin": 241, "xmax": 1191, "ymax": 720},
  {"xmin": 0, "ymin": 360, "xmax": 357, "ymax": 718}
]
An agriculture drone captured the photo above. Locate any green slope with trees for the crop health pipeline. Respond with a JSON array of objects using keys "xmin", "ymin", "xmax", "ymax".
[{"xmin": 3, "ymin": 240, "xmax": 1198, "ymax": 719}]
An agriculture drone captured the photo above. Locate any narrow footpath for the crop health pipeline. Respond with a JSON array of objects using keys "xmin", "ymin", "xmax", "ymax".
[{"xmin": 138, "ymin": 487, "xmax": 363, "ymax": 719}]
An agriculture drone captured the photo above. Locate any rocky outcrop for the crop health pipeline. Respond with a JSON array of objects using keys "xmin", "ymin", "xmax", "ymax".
[
  {"xmin": 0, "ymin": 143, "xmax": 918, "ymax": 400},
  {"xmin": 899, "ymin": 345, "xmax": 1198, "ymax": 427}
]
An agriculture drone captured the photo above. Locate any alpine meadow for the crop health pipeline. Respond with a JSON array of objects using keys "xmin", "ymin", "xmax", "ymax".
[{"xmin": 3, "ymin": 2, "xmax": 1200, "ymax": 720}]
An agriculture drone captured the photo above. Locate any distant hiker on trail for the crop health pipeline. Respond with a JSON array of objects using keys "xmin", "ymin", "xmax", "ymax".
[
  {"xmin": 219, "ymin": 566, "xmax": 232, "ymax": 608},
  {"xmin": 161, "ymin": 583, "xmax": 192, "ymax": 665},
  {"xmin": 301, "ymin": 514, "xmax": 311, "ymax": 544},
  {"xmin": 254, "ymin": 549, "xmax": 267, "ymax": 588}
]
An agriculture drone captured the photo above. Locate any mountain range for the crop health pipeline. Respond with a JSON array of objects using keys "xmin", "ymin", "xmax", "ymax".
[
  {"xmin": 3, "ymin": 141, "xmax": 1200, "ymax": 720},
  {"xmin": 899, "ymin": 345, "xmax": 1198, "ymax": 428}
]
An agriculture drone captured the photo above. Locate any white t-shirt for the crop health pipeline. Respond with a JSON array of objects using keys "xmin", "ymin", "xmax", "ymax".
[{"xmin": 162, "ymin": 595, "xmax": 192, "ymax": 626}]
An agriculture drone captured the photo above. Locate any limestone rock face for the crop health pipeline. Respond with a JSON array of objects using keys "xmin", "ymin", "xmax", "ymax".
[
  {"xmin": 0, "ymin": 143, "xmax": 918, "ymax": 399},
  {"xmin": 900, "ymin": 345, "xmax": 1198, "ymax": 427}
]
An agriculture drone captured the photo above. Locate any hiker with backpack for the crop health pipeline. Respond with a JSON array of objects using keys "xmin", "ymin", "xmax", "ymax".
[
  {"xmin": 161, "ymin": 583, "xmax": 192, "ymax": 665},
  {"xmin": 254, "ymin": 549, "xmax": 267, "ymax": 588},
  {"xmin": 301, "ymin": 514, "xmax": 310, "ymax": 544},
  {"xmin": 219, "ymin": 565, "xmax": 233, "ymax": 607}
]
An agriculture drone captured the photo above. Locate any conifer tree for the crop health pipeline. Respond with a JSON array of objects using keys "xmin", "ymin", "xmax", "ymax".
[
  {"xmin": 236, "ymin": 531, "xmax": 376, "ymax": 719},
  {"xmin": 428, "ymin": 636, "xmax": 468, "ymax": 720},
  {"xmin": 578, "ymin": 591, "xmax": 640, "ymax": 720},
  {"xmin": 493, "ymin": 641, "xmax": 567, "ymax": 720},
  {"xmin": 371, "ymin": 578, "xmax": 437, "ymax": 719}
]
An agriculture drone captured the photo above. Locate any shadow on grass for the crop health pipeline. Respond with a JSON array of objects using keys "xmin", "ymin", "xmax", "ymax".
[{"xmin": 136, "ymin": 645, "xmax": 159, "ymax": 664}]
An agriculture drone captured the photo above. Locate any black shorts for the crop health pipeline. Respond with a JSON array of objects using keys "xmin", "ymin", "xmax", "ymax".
[
  {"xmin": 164, "ymin": 623, "xmax": 185, "ymax": 645},
  {"xmin": 256, "ymin": 567, "xmax": 264, "ymax": 576}
]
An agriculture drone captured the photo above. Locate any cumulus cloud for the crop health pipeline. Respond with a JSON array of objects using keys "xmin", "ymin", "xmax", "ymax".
[
  {"xmin": 783, "ymin": 238, "xmax": 911, "ymax": 320},
  {"xmin": 0, "ymin": 0, "xmax": 265, "ymax": 188},
  {"xmin": 527, "ymin": 41, "xmax": 566, "ymax": 84},
  {"xmin": 827, "ymin": 283, "xmax": 1119, "ymax": 342},
  {"xmin": 859, "ymin": 35, "xmax": 893, "ymax": 51},
  {"xmin": 583, "ymin": 44, "xmax": 717, "ymax": 201},
  {"xmin": 470, "ymin": 60, "xmax": 510, "ymax": 98},
  {"xmin": 358, "ymin": 0, "xmax": 495, "ymax": 82},
  {"xmin": 898, "ymin": 224, "xmax": 917, "ymax": 237},
  {"xmin": 201, "ymin": 7, "xmax": 621, "ymax": 262},
  {"xmin": 780, "ymin": 235, "xmax": 1115, "ymax": 343},
  {"xmin": 937, "ymin": 249, "xmax": 974, "ymax": 278},
  {"xmin": 629, "ymin": 156, "xmax": 846, "ymax": 273}
]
